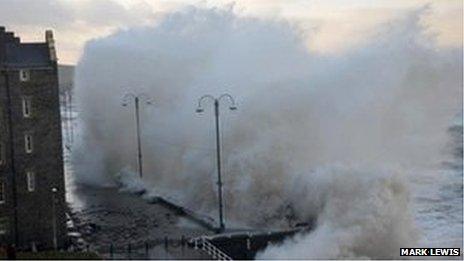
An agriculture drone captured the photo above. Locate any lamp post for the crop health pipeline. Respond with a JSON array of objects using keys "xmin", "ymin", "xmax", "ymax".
[
  {"xmin": 196, "ymin": 94, "xmax": 237, "ymax": 233},
  {"xmin": 122, "ymin": 93, "xmax": 153, "ymax": 178},
  {"xmin": 51, "ymin": 187, "xmax": 58, "ymax": 250}
]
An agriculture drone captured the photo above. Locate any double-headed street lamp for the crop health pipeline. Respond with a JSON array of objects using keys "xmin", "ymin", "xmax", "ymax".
[
  {"xmin": 196, "ymin": 94, "xmax": 237, "ymax": 233},
  {"xmin": 122, "ymin": 93, "xmax": 153, "ymax": 178}
]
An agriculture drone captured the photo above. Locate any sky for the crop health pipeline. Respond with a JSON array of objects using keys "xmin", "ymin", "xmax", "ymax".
[{"xmin": 0, "ymin": 0, "xmax": 461, "ymax": 65}]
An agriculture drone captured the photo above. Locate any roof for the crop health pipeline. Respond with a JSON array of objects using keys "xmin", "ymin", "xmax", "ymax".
[
  {"xmin": 0, "ymin": 27, "xmax": 55, "ymax": 68},
  {"xmin": 5, "ymin": 42, "xmax": 51, "ymax": 67}
]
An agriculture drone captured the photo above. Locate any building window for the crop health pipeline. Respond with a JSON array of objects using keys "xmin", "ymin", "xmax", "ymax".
[
  {"xmin": 0, "ymin": 218, "xmax": 7, "ymax": 235},
  {"xmin": 27, "ymin": 171, "xmax": 35, "ymax": 192},
  {"xmin": 0, "ymin": 179, "xmax": 5, "ymax": 204},
  {"xmin": 24, "ymin": 134, "xmax": 33, "ymax": 153},
  {"xmin": 22, "ymin": 97, "xmax": 32, "ymax": 118},
  {"xmin": 0, "ymin": 107, "xmax": 3, "ymax": 126},
  {"xmin": 19, "ymin": 69, "xmax": 30, "ymax": 82},
  {"xmin": 0, "ymin": 142, "xmax": 4, "ymax": 166}
]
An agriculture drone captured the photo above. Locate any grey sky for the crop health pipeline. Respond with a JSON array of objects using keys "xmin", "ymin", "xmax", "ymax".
[{"xmin": 0, "ymin": 0, "xmax": 461, "ymax": 64}]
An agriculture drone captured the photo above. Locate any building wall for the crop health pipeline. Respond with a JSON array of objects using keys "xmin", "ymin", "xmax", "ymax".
[
  {"xmin": 16, "ymin": 68, "xmax": 66, "ymax": 249},
  {"xmin": 0, "ymin": 29, "xmax": 17, "ymax": 246},
  {"xmin": 0, "ymin": 69, "xmax": 15, "ymax": 246}
]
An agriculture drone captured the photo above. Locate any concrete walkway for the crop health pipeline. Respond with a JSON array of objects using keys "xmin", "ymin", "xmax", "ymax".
[{"xmin": 68, "ymin": 186, "xmax": 214, "ymax": 259}]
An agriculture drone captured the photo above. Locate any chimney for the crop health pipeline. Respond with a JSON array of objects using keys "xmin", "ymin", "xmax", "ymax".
[
  {"xmin": 5, "ymin": 32, "xmax": 14, "ymax": 42},
  {"xmin": 45, "ymin": 30, "xmax": 57, "ymax": 62}
]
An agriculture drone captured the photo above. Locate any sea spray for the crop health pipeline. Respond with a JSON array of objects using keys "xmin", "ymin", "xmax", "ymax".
[
  {"xmin": 115, "ymin": 167, "xmax": 147, "ymax": 194},
  {"xmin": 256, "ymin": 166, "xmax": 418, "ymax": 259},
  {"xmin": 73, "ymin": 5, "xmax": 462, "ymax": 259}
]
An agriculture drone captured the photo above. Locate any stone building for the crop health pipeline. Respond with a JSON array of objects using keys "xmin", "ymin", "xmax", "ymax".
[{"xmin": 0, "ymin": 27, "xmax": 66, "ymax": 250}]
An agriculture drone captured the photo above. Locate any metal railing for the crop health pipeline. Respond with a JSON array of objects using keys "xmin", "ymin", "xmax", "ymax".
[{"xmin": 192, "ymin": 237, "xmax": 232, "ymax": 261}]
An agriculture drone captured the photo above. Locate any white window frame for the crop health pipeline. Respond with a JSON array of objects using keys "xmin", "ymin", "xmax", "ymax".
[
  {"xmin": 19, "ymin": 69, "xmax": 30, "ymax": 82},
  {"xmin": 22, "ymin": 96, "xmax": 32, "ymax": 118},
  {"xmin": 27, "ymin": 171, "xmax": 35, "ymax": 192},
  {"xmin": 24, "ymin": 134, "xmax": 33, "ymax": 154},
  {"xmin": 0, "ymin": 218, "xmax": 7, "ymax": 235},
  {"xmin": 0, "ymin": 179, "xmax": 5, "ymax": 204}
]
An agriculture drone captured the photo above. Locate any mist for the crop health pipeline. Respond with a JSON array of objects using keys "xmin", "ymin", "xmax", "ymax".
[{"xmin": 72, "ymin": 5, "xmax": 462, "ymax": 259}]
